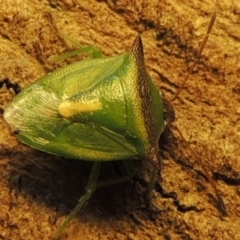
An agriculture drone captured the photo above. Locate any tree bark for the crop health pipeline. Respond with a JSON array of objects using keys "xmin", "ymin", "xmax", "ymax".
[{"xmin": 0, "ymin": 0, "xmax": 239, "ymax": 239}]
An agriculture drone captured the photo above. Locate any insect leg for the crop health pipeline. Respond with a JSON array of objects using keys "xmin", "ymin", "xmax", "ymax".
[
  {"xmin": 53, "ymin": 161, "xmax": 101, "ymax": 240},
  {"xmin": 97, "ymin": 160, "xmax": 136, "ymax": 188}
]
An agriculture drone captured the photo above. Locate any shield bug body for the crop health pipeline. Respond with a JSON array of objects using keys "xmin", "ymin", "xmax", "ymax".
[{"xmin": 4, "ymin": 36, "xmax": 165, "ymax": 165}]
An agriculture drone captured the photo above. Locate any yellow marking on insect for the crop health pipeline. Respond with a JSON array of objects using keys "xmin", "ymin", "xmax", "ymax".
[{"xmin": 58, "ymin": 100, "xmax": 102, "ymax": 118}]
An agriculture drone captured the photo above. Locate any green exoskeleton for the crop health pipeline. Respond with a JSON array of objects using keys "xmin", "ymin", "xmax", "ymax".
[
  {"xmin": 0, "ymin": 10, "xmax": 225, "ymax": 239},
  {"xmin": 4, "ymin": 36, "xmax": 165, "ymax": 166}
]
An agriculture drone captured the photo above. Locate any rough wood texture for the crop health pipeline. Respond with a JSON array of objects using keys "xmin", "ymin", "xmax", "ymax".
[{"xmin": 0, "ymin": 0, "xmax": 239, "ymax": 239}]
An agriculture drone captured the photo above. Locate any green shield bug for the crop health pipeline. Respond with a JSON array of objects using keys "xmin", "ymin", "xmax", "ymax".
[
  {"xmin": 4, "ymin": 36, "xmax": 165, "ymax": 166},
  {"xmin": 0, "ymin": 8, "xmax": 226, "ymax": 240},
  {"xmin": 2, "ymin": 35, "xmax": 167, "ymax": 238}
]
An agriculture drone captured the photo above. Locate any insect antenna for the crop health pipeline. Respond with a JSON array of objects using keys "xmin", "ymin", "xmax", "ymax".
[
  {"xmin": 171, "ymin": 11, "xmax": 217, "ymax": 101},
  {"xmin": 164, "ymin": 10, "xmax": 227, "ymax": 216}
]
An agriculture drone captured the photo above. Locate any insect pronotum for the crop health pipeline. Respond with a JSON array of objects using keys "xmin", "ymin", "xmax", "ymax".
[{"xmin": 0, "ymin": 7, "xmax": 226, "ymax": 239}]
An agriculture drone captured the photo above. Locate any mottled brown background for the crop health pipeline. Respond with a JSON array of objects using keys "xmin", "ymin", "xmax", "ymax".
[{"xmin": 0, "ymin": 0, "xmax": 240, "ymax": 239}]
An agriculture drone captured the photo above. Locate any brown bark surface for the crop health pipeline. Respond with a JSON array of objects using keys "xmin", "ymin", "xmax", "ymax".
[{"xmin": 0, "ymin": 0, "xmax": 240, "ymax": 239}]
